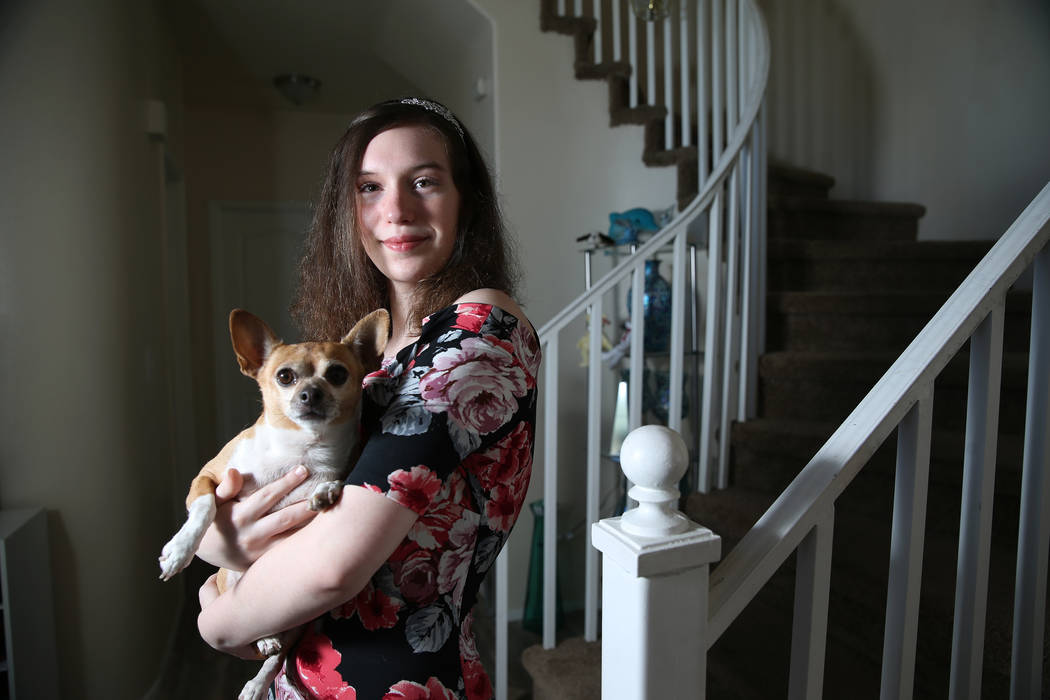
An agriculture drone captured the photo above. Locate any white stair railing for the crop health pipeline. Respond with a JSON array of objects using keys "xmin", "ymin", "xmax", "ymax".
[
  {"xmin": 687, "ymin": 183, "xmax": 1050, "ymax": 698},
  {"xmin": 590, "ymin": 183, "xmax": 1050, "ymax": 699},
  {"xmin": 505, "ymin": 0, "xmax": 769, "ymax": 677}
]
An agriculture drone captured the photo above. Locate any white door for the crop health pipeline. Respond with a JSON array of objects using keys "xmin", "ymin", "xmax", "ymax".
[{"xmin": 209, "ymin": 201, "xmax": 311, "ymax": 440}]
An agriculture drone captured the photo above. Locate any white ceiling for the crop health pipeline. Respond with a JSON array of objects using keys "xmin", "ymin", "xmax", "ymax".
[{"xmin": 184, "ymin": 0, "xmax": 492, "ymax": 114}]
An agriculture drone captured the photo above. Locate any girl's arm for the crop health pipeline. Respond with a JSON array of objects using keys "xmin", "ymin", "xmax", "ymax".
[{"xmin": 197, "ymin": 483, "xmax": 418, "ymax": 654}]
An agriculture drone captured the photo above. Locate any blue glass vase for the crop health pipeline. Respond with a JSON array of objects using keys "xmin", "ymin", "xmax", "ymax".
[{"xmin": 626, "ymin": 258, "xmax": 672, "ymax": 353}]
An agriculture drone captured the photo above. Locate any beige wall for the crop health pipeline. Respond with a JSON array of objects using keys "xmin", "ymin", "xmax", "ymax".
[
  {"xmin": 0, "ymin": 0, "xmax": 182, "ymax": 694},
  {"xmin": 763, "ymin": 0, "xmax": 1050, "ymax": 241},
  {"xmin": 837, "ymin": 0, "xmax": 1050, "ymax": 241}
]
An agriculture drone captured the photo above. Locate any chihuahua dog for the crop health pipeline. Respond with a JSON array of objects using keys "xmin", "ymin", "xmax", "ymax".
[{"xmin": 159, "ymin": 307, "xmax": 388, "ymax": 700}]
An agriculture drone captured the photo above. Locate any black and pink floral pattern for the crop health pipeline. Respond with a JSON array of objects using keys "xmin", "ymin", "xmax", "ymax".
[{"xmin": 279, "ymin": 304, "xmax": 538, "ymax": 700}]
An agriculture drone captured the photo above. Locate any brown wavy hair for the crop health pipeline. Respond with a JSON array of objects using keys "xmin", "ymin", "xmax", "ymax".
[{"xmin": 292, "ymin": 98, "xmax": 518, "ymax": 341}]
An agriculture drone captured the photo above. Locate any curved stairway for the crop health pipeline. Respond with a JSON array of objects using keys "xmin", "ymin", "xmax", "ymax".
[
  {"xmin": 520, "ymin": 159, "xmax": 1037, "ymax": 697},
  {"xmin": 684, "ymin": 163, "xmax": 1037, "ymax": 698}
]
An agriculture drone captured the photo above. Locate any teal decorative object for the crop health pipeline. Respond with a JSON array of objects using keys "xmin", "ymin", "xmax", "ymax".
[
  {"xmin": 522, "ymin": 500, "xmax": 564, "ymax": 634},
  {"xmin": 608, "ymin": 207, "xmax": 660, "ymax": 245}
]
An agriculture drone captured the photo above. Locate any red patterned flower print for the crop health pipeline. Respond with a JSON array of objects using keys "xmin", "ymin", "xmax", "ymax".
[
  {"xmin": 510, "ymin": 321, "xmax": 541, "ymax": 386},
  {"xmin": 387, "ymin": 465, "xmax": 443, "ymax": 515},
  {"xmin": 458, "ymin": 614, "xmax": 493, "ymax": 700},
  {"xmin": 382, "ymin": 677, "xmax": 457, "ymax": 700},
  {"xmin": 393, "ymin": 547, "xmax": 439, "ymax": 605},
  {"xmin": 438, "ymin": 518, "xmax": 477, "ymax": 606},
  {"xmin": 452, "ymin": 303, "xmax": 490, "ymax": 333},
  {"xmin": 420, "ymin": 337, "xmax": 528, "ymax": 435},
  {"xmin": 329, "ymin": 595, "xmax": 356, "ymax": 621},
  {"xmin": 462, "ymin": 423, "xmax": 533, "ymax": 532},
  {"xmin": 459, "ymin": 612, "xmax": 479, "ymax": 661},
  {"xmin": 462, "ymin": 657, "xmax": 493, "ymax": 700},
  {"xmin": 355, "ymin": 581, "xmax": 402, "ymax": 631},
  {"xmin": 485, "ymin": 484, "xmax": 522, "ymax": 533},
  {"xmin": 407, "ymin": 472, "xmax": 468, "ymax": 550},
  {"xmin": 363, "ymin": 367, "xmax": 392, "ymax": 387},
  {"xmin": 295, "ymin": 628, "xmax": 357, "ymax": 700},
  {"xmin": 466, "ymin": 423, "xmax": 534, "ymax": 491}
]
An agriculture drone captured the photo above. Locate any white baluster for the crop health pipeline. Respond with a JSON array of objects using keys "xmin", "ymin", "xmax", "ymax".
[
  {"xmin": 950, "ymin": 305, "xmax": 1004, "ymax": 699},
  {"xmin": 594, "ymin": 0, "xmax": 603, "ymax": 64},
  {"xmin": 592, "ymin": 425, "xmax": 722, "ymax": 697},
  {"xmin": 543, "ymin": 335, "xmax": 559, "ymax": 650},
  {"xmin": 664, "ymin": 15, "xmax": 674, "ymax": 149},
  {"xmin": 629, "ymin": 10, "xmax": 639, "ymax": 107},
  {"xmin": 680, "ymin": 2, "xmax": 691, "ymax": 147},
  {"xmin": 882, "ymin": 394, "xmax": 933, "ymax": 700},
  {"xmin": 585, "ymin": 299, "xmax": 603, "ymax": 642},
  {"xmin": 1012, "ymin": 244, "xmax": 1050, "ymax": 699}
]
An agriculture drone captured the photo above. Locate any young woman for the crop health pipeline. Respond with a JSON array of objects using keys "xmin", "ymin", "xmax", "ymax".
[{"xmin": 196, "ymin": 98, "xmax": 539, "ymax": 699}]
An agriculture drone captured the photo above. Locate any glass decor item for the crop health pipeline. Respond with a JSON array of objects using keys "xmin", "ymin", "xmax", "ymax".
[{"xmin": 626, "ymin": 258, "xmax": 673, "ymax": 353}]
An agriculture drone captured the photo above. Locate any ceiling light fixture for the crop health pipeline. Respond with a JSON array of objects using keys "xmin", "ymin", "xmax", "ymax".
[
  {"xmin": 273, "ymin": 74, "xmax": 321, "ymax": 106},
  {"xmin": 630, "ymin": 0, "xmax": 675, "ymax": 21}
]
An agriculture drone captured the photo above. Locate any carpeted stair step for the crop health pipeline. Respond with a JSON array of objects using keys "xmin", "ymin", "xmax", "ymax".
[
  {"xmin": 730, "ymin": 419, "xmax": 1025, "ymax": 498},
  {"xmin": 758, "ymin": 350, "xmax": 1031, "ymax": 433},
  {"xmin": 769, "ymin": 197, "xmax": 926, "ymax": 241},
  {"xmin": 768, "ymin": 162, "xmax": 836, "ymax": 199},
  {"xmin": 521, "ymin": 637, "xmax": 601, "ymax": 700},
  {"xmin": 766, "ymin": 291, "xmax": 1032, "ymax": 354},
  {"xmin": 768, "ymin": 239, "xmax": 994, "ymax": 293}
]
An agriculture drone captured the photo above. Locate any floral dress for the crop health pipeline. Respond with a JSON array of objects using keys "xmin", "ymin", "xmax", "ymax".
[{"xmin": 274, "ymin": 303, "xmax": 540, "ymax": 700}]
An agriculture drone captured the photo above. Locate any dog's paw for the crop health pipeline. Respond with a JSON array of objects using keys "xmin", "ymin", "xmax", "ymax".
[
  {"xmin": 239, "ymin": 652, "xmax": 285, "ymax": 700},
  {"xmin": 308, "ymin": 481, "xmax": 344, "ymax": 511},
  {"xmin": 256, "ymin": 636, "xmax": 282, "ymax": 657},
  {"xmin": 158, "ymin": 538, "xmax": 195, "ymax": 581},
  {"xmin": 238, "ymin": 679, "xmax": 270, "ymax": 700}
]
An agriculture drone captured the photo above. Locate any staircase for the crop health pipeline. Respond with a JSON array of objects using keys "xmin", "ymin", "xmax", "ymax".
[
  {"xmin": 522, "ymin": 2, "xmax": 1050, "ymax": 699},
  {"xmin": 682, "ymin": 163, "xmax": 1038, "ymax": 698},
  {"xmin": 522, "ymin": 158, "xmax": 1032, "ymax": 698}
]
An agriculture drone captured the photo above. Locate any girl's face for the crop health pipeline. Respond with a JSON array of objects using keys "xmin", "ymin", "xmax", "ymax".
[{"xmin": 355, "ymin": 125, "xmax": 461, "ymax": 299}]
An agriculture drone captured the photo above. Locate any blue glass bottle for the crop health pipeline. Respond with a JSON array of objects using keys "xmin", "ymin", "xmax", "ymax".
[{"xmin": 626, "ymin": 258, "xmax": 672, "ymax": 353}]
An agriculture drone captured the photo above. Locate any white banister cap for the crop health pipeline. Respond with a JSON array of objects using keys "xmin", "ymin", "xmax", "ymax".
[{"xmin": 619, "ymin": 425, "xmax": 690, "ymax": 536}]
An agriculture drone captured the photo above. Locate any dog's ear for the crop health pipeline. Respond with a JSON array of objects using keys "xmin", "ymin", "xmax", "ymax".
[
  {"xmin": 229, "ymin": 309, "xmax": 282, "ymax": 378},
  {"xmin": 342, "ymin": 309, "xmax": 390, "ymax": 372}
]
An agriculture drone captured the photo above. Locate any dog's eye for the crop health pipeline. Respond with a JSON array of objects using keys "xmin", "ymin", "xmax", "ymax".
[
  {"xmin": 276, "ymin": 368, "xmax": 297, "ymax": 386},
  {"xmin": 325, "ymin": 365, "xmax": 349, "ymax": 386}
]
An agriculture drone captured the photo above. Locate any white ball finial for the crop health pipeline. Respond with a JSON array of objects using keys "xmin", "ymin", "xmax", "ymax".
[{"xmin": 619, "ymin": 425, "xmax": 691, "ymax": 536}]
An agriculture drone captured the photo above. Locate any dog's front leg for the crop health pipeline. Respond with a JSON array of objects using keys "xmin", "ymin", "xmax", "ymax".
[
  {"xmin": 158, "ymin": 493, "xmax": 216, "ymax": 580},
  {"xmin": 239, "ymin": 647, "xmax": 286, "ymax": 700},
  {"xmin": 239, "ymin": 627, "xmax": 300, "ymax": 700}
]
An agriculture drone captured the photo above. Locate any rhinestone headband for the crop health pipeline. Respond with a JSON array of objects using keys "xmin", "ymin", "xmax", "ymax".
[{"xmin": 400, "ymin": 97, "xmax": 465, "ymax": 141}]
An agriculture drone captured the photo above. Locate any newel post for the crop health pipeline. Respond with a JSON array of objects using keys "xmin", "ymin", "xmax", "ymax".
[{"xmin": 591, "ymin": 425, "xmax": 722, "ymax": 699}]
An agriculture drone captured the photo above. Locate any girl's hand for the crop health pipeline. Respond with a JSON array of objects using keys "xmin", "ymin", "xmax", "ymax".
[{"xmin": 195, "ymin": 466, "xmax": 320, "ymax": 571}]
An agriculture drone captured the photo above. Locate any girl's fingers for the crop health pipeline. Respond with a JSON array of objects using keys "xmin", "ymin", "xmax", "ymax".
[
  {"xmin": 236, "ymin": 465, "xmax": 310, "ymax": 520},
  {"xmin": 215, "ymin": 468, "xmax": 243, "ymax": 503},
  {"xmin": 199, "ymin": 573, "xmax": 221, "ymax": 609},
  {"xmin": 258, "ymin": 501, "xmax": 319, "ymax": 533}
]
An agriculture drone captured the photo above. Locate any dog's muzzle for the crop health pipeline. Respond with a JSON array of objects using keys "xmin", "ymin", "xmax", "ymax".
[{"xmin": 294, "ymin": 383, "xmax": 330, "ymax": 420}]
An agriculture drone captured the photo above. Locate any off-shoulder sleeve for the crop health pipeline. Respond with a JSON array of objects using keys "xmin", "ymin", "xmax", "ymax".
[{"xmin": 346, "ymin": 303, "xmax": 540, "ymax": 517}]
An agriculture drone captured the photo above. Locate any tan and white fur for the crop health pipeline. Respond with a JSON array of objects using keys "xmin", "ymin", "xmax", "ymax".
[{"xmin": 159, "ymin": 308, "xmax": 389, "ymax": 700}]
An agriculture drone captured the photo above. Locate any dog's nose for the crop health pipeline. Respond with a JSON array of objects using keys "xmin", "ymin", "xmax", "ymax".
[{"xmin": 298, "ymin": 386, "xmax": 323, "ymax": 406}]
